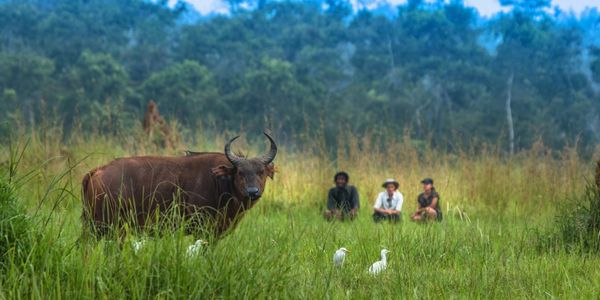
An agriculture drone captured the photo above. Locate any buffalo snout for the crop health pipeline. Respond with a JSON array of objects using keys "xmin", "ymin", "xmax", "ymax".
[{"xmin": 247, "ymin": 187, "xmax": 260, "ymax": 199}]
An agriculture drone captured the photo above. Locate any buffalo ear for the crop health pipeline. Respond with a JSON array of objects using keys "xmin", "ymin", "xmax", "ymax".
[
  {"xmin": 266, "ymin": 163, "xmax": 275, "ymax": 180},
  {"xmin": 212, "ymin": 165, "xmax": 235, "ymax": 177}
]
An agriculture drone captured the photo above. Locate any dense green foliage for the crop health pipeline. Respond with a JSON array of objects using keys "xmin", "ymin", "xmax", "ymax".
[{"xmin": 1, "ymin": 0, "xmax": 600, "ymax": 150}]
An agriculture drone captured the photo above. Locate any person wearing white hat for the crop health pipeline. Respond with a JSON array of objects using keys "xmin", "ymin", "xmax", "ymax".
[{"xmin": 372, "ymin": 179, "xmax": 404, "ymax": 223}]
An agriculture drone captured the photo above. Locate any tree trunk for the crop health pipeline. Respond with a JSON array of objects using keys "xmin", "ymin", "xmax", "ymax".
[
  {"xmin": 506, "ymin": 72, "xmax": 515, "ymax": 156},
  {"xmin": 387, "ymin": 35, "xmax": 395, "ymax": 71}
]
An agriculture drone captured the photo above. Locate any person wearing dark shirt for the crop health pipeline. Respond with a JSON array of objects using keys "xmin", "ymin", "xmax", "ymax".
[
  {"xmin": 410, "ymin": 178, "xmax": 442, "ymax": 222},
  {"xmin": 324, "ymin": 171, "xmax": 360, "ymax": 221}
]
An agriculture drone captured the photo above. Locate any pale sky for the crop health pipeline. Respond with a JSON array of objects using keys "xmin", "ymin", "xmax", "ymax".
[{"xmin": 183, "ymin": 0, "xmax": 600, "ymax": 16}]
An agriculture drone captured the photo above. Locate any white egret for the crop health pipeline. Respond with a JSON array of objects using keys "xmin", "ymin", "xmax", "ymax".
[
  {"xmin": 186, "ymin": 239, "xmax": 208, "ymax": 256},
  {"xmin": 132, "ymin": 239, "xmax": 146, "ymax": 253},
  {"xmin": 368, "ymin": 249, "xmax": 390, "ymax": 275},
  {"xmin": 333, "ymin": 247, "xmax": 350, "ymax": 267}
]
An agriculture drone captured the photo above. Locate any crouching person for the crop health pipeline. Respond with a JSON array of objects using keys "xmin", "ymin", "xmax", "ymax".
[
  {"xmin": 372, "ymin": 179, "xmax": 404, "ymax": 223},
  {"xmin": 411, "ymin": 178, "xmax": 442, "ymax": 222},
  {"xmin": 324, "ymin": 171, "xmax": 360, "ymax": 221}
]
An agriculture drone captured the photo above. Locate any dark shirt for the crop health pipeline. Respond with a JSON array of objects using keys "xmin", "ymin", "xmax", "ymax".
[
  {"xmin": 417, "ymin": 189, "xmax": 440, "ymax": 211},
  {"xmin": 327, "ymin": 185, "xmax": 360, "ymax": 213}
]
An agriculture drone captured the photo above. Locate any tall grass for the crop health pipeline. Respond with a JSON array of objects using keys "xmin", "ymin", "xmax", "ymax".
[
  {"xmin": 0, "ymin": 180, "xmax": 31, "ymax": 268},
  {"xmin": 538, "ymin": 180, "xmax": 600, "ymax": 253},
  {"xmin": 0, "ymin": 123, "xmax": 598, "ymax": 298}
]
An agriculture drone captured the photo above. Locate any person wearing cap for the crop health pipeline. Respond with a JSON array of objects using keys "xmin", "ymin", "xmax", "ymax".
[
  {"xmin": 324, "ymin": 171, "xmax": 360, "ymax": 221},
  {"xmin": 372, "ymin": 179, "xmax": 404, "ymax": 223},
  {"xmin": 411, "ymin": 178, "xmax": 442, "ymax": 222}
]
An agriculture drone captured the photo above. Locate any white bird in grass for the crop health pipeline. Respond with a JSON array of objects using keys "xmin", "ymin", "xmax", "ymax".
[
  {"xmin": 333, "ymin": 247, "xmax": 350, "ymax": 267},
  {"xmin": 186, "ymin": 239, "xmax": 208, "ymax": 256},
  {"xmin": 132, "ymin": 239, "xmax": 146, "ymax": 253},
  {"xmin": 368, "ymin": 249, "xmax": 390, "ymax": 275}
]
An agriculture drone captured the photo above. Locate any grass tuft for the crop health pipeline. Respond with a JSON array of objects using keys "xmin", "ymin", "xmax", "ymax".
[{"xmin": 0, "ymin": 178, "xmax": 31, "ymax": 268}]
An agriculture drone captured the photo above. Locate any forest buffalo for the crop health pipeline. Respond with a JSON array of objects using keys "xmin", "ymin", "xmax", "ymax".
[{"xmin": 82, "ymin": 133, "xmax": 277, "ymax": 237}]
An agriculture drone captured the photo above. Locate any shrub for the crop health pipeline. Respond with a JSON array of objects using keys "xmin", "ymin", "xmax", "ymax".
[{"xmin": 540, "ymin": 181, "xmax": 600, "ymax": 253}]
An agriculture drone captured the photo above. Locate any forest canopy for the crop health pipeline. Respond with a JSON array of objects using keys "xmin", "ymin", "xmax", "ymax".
[{"xmin": 0, "ymin": 0, "xmax": 599, "ymax": 152}]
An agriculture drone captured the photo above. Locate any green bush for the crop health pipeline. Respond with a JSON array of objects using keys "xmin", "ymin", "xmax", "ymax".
[
  {"xmin": 0, "ymin": 179, "xmax": 31, "ymax": 266},
  {"xmin": 541, "ymin": 183, "xmax": 600, "ymax": 253}
]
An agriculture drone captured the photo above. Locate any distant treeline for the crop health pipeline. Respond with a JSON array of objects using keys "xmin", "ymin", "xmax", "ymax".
[{"xmin": 1, "ymin": 0, "xmax": 600, "ymax": 152}]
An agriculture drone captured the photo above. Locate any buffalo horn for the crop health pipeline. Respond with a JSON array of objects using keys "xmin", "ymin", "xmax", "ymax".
[
  {"xmin": 260, "ymin": 132, "xmax": 277, "ymax": 165},
  {"xmin": 224, "ymin": 136, "xmax": 243, "ymax": 165}
]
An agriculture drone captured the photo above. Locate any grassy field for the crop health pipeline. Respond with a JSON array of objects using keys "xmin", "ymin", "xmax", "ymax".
[{"xmin": 0, "ymin": 127, "xmax": 599, "ymax": 298}]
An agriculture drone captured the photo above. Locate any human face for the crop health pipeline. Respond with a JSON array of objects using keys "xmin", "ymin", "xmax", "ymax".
[
  {"xmin": 335, "ymin": 176, "xmax": 348, "ymax": 188},
  {"xmin": 386, "ymin": 183, "xmax": 396, "ymax": 194},
  {"xmin": 423, "ymin": 183, "xmax": 433, "ymax": 193}
]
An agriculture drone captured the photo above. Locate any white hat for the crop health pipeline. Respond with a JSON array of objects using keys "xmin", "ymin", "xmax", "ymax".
[{"xmin": 382, "ymin": 179, "xmax": 399, "ymax": 189}]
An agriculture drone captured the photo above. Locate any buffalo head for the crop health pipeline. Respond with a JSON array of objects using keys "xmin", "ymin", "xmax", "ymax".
[{"xmin": 211, "ymin": 132, "xmax": 277, "ymax": 200}]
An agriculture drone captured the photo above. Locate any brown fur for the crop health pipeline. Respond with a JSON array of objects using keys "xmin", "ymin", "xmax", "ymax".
[{"xmin": 82, "ymin": 152, "xmax": 275, "ymax": 238}]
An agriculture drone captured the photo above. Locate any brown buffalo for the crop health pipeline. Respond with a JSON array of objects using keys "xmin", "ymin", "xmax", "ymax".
[{"xmin": 82, "ymin": 133, "xmax": 277, "ymax": 237}]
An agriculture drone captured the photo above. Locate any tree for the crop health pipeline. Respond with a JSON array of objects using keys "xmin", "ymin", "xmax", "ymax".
[
  {"xmin": 592, "ymin": 47, "xmax": 600, "ymax": 83},
  {"xmin": 0, "ymin": 0, "xmax": 597, "ymax": 151},
  {"xmin": 238, "ymin": 58, "xmax": 315, "ymax": 133},
  {"xmin": 141, "ymin": 60, "xmax": 219, "ymax": 125},
  {"xmin": 0, "ymin": 52, "xmax": 54, "ymax": 122},
  {"xmin": 382, "ymin": 1, "xmax": 493, "ymax": 145},
  {"xmin": 493, "ymin": 4, "xmax": 550, "ymax": 154},
  {"xmin": 492, "ymin": 2, "xmax": 592, "ymax": 151},
  {"xmin": 61, "ymin": 51, "xmax": 131, "ymax": 131}
]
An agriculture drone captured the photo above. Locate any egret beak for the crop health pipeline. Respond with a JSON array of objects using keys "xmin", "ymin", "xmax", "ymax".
[{"xmin": 346, "ymin": 249, "xmax": 351, "ymax": 253}]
